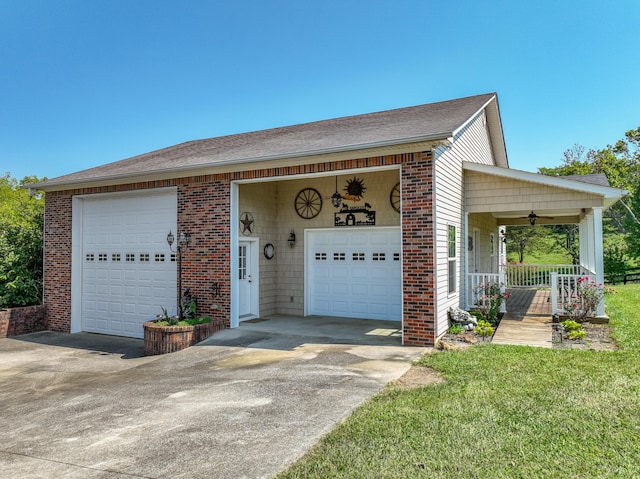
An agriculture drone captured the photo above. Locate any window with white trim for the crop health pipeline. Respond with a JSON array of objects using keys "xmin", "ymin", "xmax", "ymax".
[{"xmin": 447, "ymin": 225, "xmax": 456, "ymax": 294}]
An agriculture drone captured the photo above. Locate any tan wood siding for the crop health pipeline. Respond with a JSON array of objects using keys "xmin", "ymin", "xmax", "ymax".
[{"xmin": 465, "ymin": 170, "xmax": 605, "ymax": 213}]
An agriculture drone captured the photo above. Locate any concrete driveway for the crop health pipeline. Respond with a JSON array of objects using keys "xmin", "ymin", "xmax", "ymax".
[{"xmin": 0, "ymin": 316, "xmax": 427, "ymax": 479}]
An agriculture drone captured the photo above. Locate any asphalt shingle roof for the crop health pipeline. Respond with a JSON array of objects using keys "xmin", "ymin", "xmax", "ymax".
[{"xmin": 35, "ymin": 93, "xmax": 496, "ymax": 189}]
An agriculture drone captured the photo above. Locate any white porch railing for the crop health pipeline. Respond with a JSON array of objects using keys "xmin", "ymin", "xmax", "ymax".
[
  {"xmin": 550, "ymin": 272, "xmax": 596, "ymax": 315},
  {"xmin": 466, "ymin": 272, "xmax": 506, "ymax": 312},
  {"xmin": 504, "ymin": 263, "xmax": 588, "ymax": 288}
]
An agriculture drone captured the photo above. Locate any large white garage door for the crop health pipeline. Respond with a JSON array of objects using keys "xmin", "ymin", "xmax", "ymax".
[
  {"xmin": 80, "ymin": 191, "xmax": 177, "ymax": 338},
  {"xmin": 306, "ymin": 227, "xmax": 401, "ymax": 321}
]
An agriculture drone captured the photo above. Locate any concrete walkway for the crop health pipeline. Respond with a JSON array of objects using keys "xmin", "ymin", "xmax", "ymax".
[{"xmin": 493, "ymin": 289, "xmax": 554, "ymax": 348}]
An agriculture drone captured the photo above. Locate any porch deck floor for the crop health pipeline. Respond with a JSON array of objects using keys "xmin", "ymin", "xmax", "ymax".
[{"xmin": 492, "ymin": 288, "xmax": 553, "ymax": 348}]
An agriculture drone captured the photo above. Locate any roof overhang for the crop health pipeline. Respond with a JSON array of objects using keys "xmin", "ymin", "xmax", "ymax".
[
  {"xmin": 31, "ymin": 138, "xmax": 441, "ymax": 192},
  {"xmin": 463, "ymin": 162, "xmax": 628, "ymax": 224}
]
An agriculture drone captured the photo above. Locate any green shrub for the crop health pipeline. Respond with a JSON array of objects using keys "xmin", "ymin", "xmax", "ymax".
[
  {"xmin": 561, "ymin": 320, "xmax": 582, "ymax": 332},
  {"xmin": 568, "ymin": 329, "xmax": 586, "ymax": 340},
  {"xmin": 474, "ymin": 320, "xmax": 494, "ymax": 338},
  {"xmin": 449, "ymin": 324, "xmax": 464, "ymax": 334}
]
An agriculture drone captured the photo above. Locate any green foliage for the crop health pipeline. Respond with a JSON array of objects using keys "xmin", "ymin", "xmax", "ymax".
[
  {"xmin": 155, "ymin": 317, "xmax": 212, "ymax": 327},
  {"xmin": 538, "ymin": 130, "xmax": 640, "ymax": 262},
  {"xmin": 606, "ymin": 284, "xmax": 640, "ymax": 350},
  {"xmin": 603, "ymin": 240, "xmax": 630, "ymax": 283},
  {"xmin": 562, "ymin": 277, "xmax": 605, "ymax": 322},
  {"xmin": 469, "ymin": 310, "xmax": 485, "ymax": 321},
  {"xmin": 472, "ymin": 281, "xmax": 509, "ymax": 323},
  {"xmin": 448, "ymin": 324, "xmax": 463, "ymax": 334},
  {"xmin": 474, "ymin": 319, "xmax": 494, "ymax": 337},
  {"xmin": 560, "ymin": 319, "xmax": 582, "ymax": 332},
  {"xmin": 568, "ymin": 329, "xmax": 586, "ymax": 340},
  {"xmin": 0, "ymin": 173, "xmax": 45, "ymax": 308}
]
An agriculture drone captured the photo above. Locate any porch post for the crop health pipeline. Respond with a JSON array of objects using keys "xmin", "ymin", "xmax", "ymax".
[
  {"xmin": 579, "ymin": 218, "xmax": 587, "ymax": 271},
  {"xmin": 464, "ymin": 212, "xmax": 469, "ymax": 309},
  {"xmin": 593, "ymin": 207, "xmax": 605, "ymax": 317}
]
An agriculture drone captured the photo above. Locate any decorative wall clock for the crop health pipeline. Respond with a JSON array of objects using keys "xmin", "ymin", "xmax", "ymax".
[
  {"xmin": 263, "ymin": 243, "xmax": 275, "ymax": 259},
  {"xmin": 294, "ymin": 188, "xmax": 322, "ymax": 219},
  {"xmin": 390, "ymin": 183, "xmax": 400, "ymax": 213}
]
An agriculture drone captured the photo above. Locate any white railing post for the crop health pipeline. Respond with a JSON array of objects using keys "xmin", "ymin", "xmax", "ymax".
[
  {"xmin": 499, "ymin": 269, "xmax": 507, "ymax": 313},
  {"xmin": 550, "ymin": 272, "xmax": 558, "ymax": 315}
]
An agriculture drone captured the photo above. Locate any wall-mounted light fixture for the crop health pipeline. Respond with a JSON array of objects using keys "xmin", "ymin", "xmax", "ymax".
[
  {"xmin": 288, "ymin": 230, "xmax": 296, "ymax": 248},
  {"xmin": 331, "ymin": 176, "xmax": 343, "ymax": 208},
  {"xmin": 528, "ymin": 211, "xmax": 538, "ymax": 226},
  {"xmin": 167, "ymin": 230, "xmax": 192, "ymax": 319},
  {"xmin": 500, "ymin": 229, "xmax": 507, "ymax": 244}
]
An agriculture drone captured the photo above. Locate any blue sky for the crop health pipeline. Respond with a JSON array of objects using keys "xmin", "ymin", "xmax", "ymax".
[{"xmin": 1, "ymin": 0, "xmax": 639, "ymax": 181}]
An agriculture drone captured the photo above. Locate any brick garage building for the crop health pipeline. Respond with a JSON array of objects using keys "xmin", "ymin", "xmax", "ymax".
[{"xmin": 33, "ymin": 93, "xmax": 511, "ymax": 346}]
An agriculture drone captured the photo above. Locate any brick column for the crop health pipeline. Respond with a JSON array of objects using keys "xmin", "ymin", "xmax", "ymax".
[
  {"xmin": 43, "ymin": 193, "xmax": 73, "ymax": 332},
  {"xmin": 178, "ymin": 177, "xmax": 232, "ymax": 327},
  {"xmin": 401, "ymin": 151, "xmax": 436, "ymax": 345}
]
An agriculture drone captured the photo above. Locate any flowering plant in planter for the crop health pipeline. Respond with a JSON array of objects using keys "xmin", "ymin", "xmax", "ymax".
[{"xmin": 473, "ymin": 281, "xmax": 511, "ymax": 324}]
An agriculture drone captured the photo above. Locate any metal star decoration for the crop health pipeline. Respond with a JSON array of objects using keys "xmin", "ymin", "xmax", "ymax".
[{"xmin": 240, "ymin": 212, "xmax": 254, "ymax": 235}]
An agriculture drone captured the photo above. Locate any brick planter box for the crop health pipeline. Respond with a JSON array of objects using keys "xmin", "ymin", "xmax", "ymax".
[
  {"xmin": 143, "ymin": 318, "xmax": 225, "ymax": 356},
  {"xmin": 0, "ymin": 305, "xmax": 47, "ymax": 338}
]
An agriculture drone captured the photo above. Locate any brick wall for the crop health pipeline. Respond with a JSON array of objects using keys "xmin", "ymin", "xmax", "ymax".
[
  {"xmin": 43, "ymin": 152, "xmax": 437, "ymax": 346},
  {"xmin": 44, "ymin": 194, "xmax": 73, "ymax": 332},
  {"xmin": 0, "ymin": 305, "xmax": 47, "ymax": 338},
  {"xmin": 178, "ymin": 179, "xmax": 232, "ymax": 326},
  {"xmin": 401, "ymin": 151, "xmax": 436, "ymax": 345}
]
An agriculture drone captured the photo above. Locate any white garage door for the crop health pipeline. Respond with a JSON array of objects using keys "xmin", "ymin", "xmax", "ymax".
[
  {"xmin": 80, "ymin": 191, "xmax": 177, "ymax": 338},
  {"xmin": 306, "ymin": 227, "xmax": 401, "ymax": 321}
]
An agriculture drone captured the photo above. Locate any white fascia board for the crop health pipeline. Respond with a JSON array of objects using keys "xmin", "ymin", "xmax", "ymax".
[{"xmin": 463, "ymin": 161, "xmax": 628, "ymax": 199}]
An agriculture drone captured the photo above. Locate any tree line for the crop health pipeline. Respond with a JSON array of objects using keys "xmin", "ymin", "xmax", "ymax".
[{"xmin": 507, "ymin": 127, "xmax": 640, "ymax": 281}]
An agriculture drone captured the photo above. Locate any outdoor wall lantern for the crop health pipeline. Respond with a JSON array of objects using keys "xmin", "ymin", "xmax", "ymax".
[
  {"xmin": 331, "ymin": 176, "xmax": 343, "ymax": 208},
  {"xmin": 167, "ymin": 230, "xmax": 192, "ymax": 319},
  {"xmin": 528, "ymin": 211, "xmax": 538, "ymax": 226},
  {"xmin": 288, "ymin": 230, "xmax": 296, "ymax": 248}
]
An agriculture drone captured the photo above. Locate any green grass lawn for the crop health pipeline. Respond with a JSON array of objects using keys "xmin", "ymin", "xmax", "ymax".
[{"xmin": 277, "ymin": 284, "xmax": 640, "ymax": 479}]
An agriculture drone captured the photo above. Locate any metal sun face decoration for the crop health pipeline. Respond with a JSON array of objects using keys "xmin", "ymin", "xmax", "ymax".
[{"xmin": 343, "ymin": 177, "xmax": 366, "ymax": 201}]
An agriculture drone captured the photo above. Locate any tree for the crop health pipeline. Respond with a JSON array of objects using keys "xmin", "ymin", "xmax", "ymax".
[
  {"xmin": 0, "ymin": 173, "xmax": 45, "ymax": 308},
  {"xmin": 538, "ymin": 127, "xmax": 640, "ymax": 265},
  {"xmin": 506, "ymin": 225, "xmax": 544, "ymax": 263}
]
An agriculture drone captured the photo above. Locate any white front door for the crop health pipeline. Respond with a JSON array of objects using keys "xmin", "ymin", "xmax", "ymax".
[{"xmin": 238, "ymin": 240, "xmax": 259, "ymax": 320}]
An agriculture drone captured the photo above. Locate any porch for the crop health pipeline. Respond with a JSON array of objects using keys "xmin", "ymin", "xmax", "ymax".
[
  {"xmin": 462, "ymin": 162, "xmax": 626, "ymax": 322},
  {"xmin": 467, "ymin": 264, "xmax": 599, "ymax": 318}
]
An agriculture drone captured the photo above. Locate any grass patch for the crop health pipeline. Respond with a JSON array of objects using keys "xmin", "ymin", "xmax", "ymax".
[
  {"xmin": 277, "ymin": 285, "xmax": 640, "ymax": 479},
  {"xmin": 606, "ymin": 283, "xmax": 640, "ymax": 351}
]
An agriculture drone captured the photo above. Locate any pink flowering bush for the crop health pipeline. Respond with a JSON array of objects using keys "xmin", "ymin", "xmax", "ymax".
[
  {"xmin": 473, "ymin": 281, "xmax": 511, "ymax": 324},
  {"xmin": 563, "ymin": 277, "xmax": 605, "ymax": 322}
]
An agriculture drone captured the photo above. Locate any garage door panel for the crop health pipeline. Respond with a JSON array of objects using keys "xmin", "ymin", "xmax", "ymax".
[
  {"xmin": 81, "ymin": 191, "xmax": 176, "ymax": 338},
  {"xmin": 307, "ymin": 228, "xmax": 401, "ymax": 321}
]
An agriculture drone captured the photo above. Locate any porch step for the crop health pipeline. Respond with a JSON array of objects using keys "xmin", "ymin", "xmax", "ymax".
[{"xmin": 492, "ymin": 317, "xmax": 553, "ymax": 348}]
